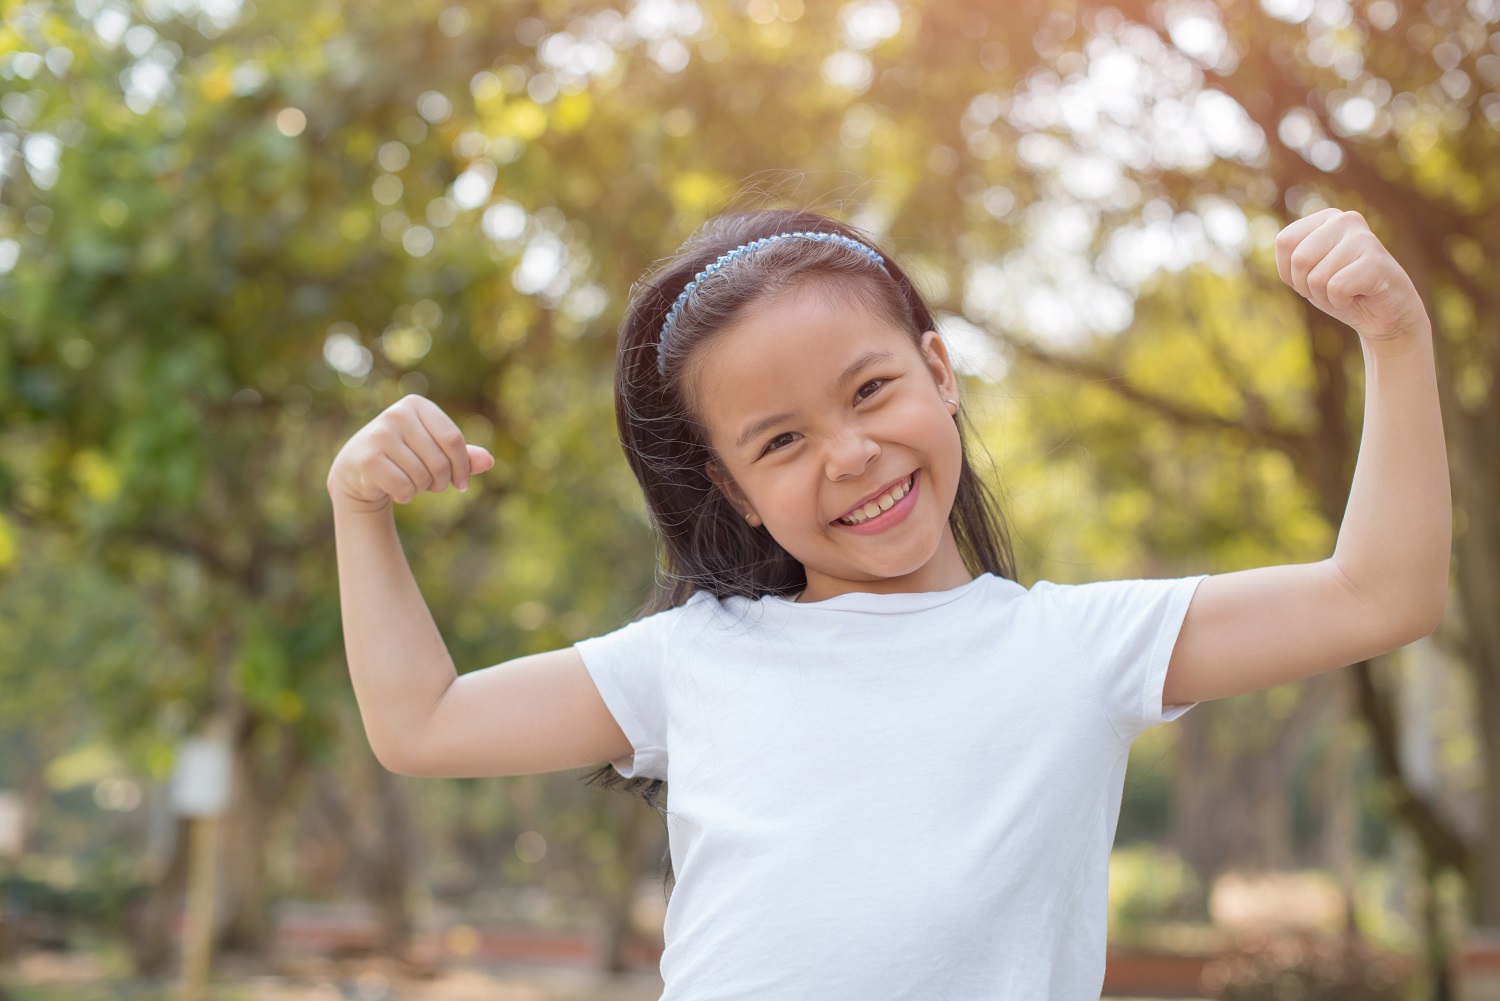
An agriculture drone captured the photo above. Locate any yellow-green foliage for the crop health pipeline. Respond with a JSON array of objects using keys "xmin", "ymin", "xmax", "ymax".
[{"xmin": 1107, "ymin": 844, "xmax": 1210, "ymax": 944}]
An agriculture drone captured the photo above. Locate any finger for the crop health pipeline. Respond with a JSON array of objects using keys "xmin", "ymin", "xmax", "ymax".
[
  {"xmin": 1275, "ymin": 207, "xmax": 1342, "ymax": 287},
  {"xmin": 467, "ymin": 444, "xmax": 495, "ymax": 477},
  {"xmin": 396, "ymin": 409, "xmax": 455, "ymax": 492},
  {"xmin": 411, "ymin": 398, "xmax": 471, "ymax": 490},
  {"xmin": 1304, "ymin": 231, "xmax": 1367, "ymax": 311},
  {"xmin": 383, "ymin": 434, "xmax": 437, "ymax": 494},
  {"xmin": 1324, "ymin": 254, "xmax": 1387, "ymax": 312},
  {"xmin": 1285, "ymin": 215, "xmax": 1347, "ymax": 301},
  {"xmin": 374, "ymin": 453, "xmax": 420, "ymax": 505}
]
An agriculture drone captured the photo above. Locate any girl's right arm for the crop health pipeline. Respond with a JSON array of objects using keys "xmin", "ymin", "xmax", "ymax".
[{"xmin": 328, "ymin": 394, "xmax": 633, "ymax": 778}]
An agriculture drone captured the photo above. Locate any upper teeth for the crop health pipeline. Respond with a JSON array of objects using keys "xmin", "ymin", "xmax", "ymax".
[{"xmin": 839, "ymin": 476, "xmax": 912, "ymax": 525}]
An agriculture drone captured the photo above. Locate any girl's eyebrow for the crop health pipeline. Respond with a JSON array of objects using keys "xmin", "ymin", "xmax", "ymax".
[
  {"xmin": 733, "ymin": 349, "xmax": 896, "ymax": 451},
  {"xmin": 736, "ymin": 409, "xmax": 798, "ymax": 452}
]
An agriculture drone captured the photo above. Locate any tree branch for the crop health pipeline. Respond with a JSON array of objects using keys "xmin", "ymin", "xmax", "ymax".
[
  {"xmin": 1350, "ymin": 656, "xmax": 1473, "ymax": 874},
  {"xmin": 982, "ymin": 321, "xmax": 1314, "ymax": 457},
  {"xmin": 1104, "ymin": 0, "xmax": 1491, "ymax": 309}
]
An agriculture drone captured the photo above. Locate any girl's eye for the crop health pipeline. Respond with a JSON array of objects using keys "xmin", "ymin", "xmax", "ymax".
[
  {"xmin": 856, "ymin": 378, "xmax": 886, "ymax": 401},
  {"xmin": 763, "ymin": 432, "xmax": 797, "ymax": 455}
]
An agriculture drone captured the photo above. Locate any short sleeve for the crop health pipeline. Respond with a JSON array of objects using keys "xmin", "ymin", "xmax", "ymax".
[
  {"xmin": 573, "ymin": 603, "xmax": 680, "ymax": 781},
  {"xmin": 1033, "ymin": 574, "xmax": 1209, "ymax": 745}
]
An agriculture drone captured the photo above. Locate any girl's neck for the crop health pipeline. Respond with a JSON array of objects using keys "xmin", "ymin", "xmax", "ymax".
[{"xmin": 795, "ymin": 527, "xmax": 973, "ymax": 603}]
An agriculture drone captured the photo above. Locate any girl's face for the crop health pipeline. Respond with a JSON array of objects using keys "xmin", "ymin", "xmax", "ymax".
[{"xmin": 692, "ymin": 283, "xmax": 972, "ymax": 602}]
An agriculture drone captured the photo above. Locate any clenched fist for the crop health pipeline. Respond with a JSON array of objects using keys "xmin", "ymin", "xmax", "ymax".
[
  {"xmin": 1274, "ymin": 207, "xmax": 1430, "ymax": 350},
  {"xmin": 327, "ymin": 394, "xmax": 495, "ymax": 513}
]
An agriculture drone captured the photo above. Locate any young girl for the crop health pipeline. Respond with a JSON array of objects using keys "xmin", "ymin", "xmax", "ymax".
[{"xmin": 327, "ymin": 206, "xmax": 1450, "ymax": 998}]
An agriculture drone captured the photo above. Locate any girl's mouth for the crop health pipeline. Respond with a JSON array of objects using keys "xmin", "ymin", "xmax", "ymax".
[{"xmin": 832, "ymin": 471, "xmax": 919, "ymax": 535}]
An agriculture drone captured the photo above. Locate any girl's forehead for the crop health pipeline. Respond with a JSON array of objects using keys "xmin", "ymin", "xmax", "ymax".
[
  {"xmin": 698, "ymin": 288, "xmax": 911, "ymax": 383},
  {"xmin": 691, "ymin": 293, "xmax": 918, "ymax": 446}
]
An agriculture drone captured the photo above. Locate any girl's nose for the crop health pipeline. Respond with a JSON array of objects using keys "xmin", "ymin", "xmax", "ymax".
[{"xmin": 825, "ymin": 428, "xmax": 880, "ymax": 480}]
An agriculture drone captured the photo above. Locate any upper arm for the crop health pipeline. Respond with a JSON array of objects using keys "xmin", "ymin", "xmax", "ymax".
[
  {"xmin": 384, "ymin": 646, "xmax": 635, "ymax": 778},
  {"xmin": 1163, "ymin": 559, "xmax": 1441, "ymax": 705}
]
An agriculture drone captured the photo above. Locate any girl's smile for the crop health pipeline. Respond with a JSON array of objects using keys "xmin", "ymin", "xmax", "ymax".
[{"xmin": 832, "ymin": 469, "xmax": 919, "ymax": 534}]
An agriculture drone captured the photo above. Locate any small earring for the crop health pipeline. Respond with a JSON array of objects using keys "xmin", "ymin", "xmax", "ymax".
[
  {"xmin": 744, "ymin": 513, "xmax": 755, "ymax": 524},
  {"xmin": 946, "ymin": 398, "xmax": 957, "ymax": 412}
]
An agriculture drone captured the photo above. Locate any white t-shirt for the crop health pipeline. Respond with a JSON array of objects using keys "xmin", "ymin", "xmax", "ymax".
[{"xmin": 574, "ymin": 571, "xmax": 1208, "ymax": 1000}]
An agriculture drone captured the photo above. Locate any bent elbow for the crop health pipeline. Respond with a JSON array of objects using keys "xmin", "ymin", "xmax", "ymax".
[
  {"xmin": 1392, "ymin": 593, "xmax": 1446, "ymax": 647},
  {"xmin": 1418, "ymin": 586, "xmax": 1449, "ymax": 636},
  {"xmin": 371, "ymin": 743, "xmax": 421, "ymax": 777},
  {"xmin": 1416, "ymin": 604, "xmax": 1446, "ymax": 641}
]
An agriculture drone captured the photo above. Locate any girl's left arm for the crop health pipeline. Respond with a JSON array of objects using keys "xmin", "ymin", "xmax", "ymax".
[{"xmin": 1162, "ymin": 207, "xmax": 1451, "ymax": 706}]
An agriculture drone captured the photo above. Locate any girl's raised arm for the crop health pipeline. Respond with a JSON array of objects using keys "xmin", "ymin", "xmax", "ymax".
[
  {"xmin": 328, "ymin": 395, "xmax": 634, "ymax": 777},
  {"xmin": 1161, "ymin": 208, "xmax": 1451, "ymax": 706}
]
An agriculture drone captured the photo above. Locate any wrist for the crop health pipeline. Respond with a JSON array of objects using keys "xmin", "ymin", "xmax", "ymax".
[
  {"xmin": 328, "ymin": 485, "xmax": 394, "ymax": 517},
  {"xmin": 1360, "ymin": 320, "xmax": 1433, "ymax": 362}
]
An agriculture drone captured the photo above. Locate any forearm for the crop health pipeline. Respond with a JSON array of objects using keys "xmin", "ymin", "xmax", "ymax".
[
  {"xmin": 331, "ymin": 498, "xmax": 457, "ymax": 766},
  {"xmin": 1330, "ymin": 321, "xmax": 1452, "ymax": 631}
]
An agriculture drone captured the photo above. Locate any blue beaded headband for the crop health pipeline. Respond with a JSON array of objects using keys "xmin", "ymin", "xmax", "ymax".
[{"xmin": 655, "ymin": 230, "xmax": 891, "ymax": 376}]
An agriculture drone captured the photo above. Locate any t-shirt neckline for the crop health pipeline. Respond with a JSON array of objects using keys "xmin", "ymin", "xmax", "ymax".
[{"xmin": 761, "ymin": 572, "xmax": 996, "ymax": 613}]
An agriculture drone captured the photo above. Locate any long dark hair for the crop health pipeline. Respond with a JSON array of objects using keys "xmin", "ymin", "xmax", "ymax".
[{"xmin": 581, "ymin": 207, "xmax": 1018, "ymax": 895}]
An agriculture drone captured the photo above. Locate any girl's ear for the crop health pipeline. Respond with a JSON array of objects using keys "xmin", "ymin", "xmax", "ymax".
[
  {"xmin": 919, "ymin": 330, "xmax": 961, "ymax": 405},
  {"xmin": 705, "ymin": 459, "xmax": 759, "ymax": 525}
]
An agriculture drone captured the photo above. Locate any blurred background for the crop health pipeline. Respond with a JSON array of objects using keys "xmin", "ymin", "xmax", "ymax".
[{"xmin": 0, "ymin": 0, "xmax": 1496, "ymax": 998}]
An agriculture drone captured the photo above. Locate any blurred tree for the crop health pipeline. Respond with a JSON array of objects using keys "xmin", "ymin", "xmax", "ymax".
[{"xmin": 0, "ymin": 0, "xmax": 667, "ymax": 968}]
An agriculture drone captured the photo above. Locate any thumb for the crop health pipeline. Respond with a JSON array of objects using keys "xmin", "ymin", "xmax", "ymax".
[{"xmin": 466, "ymin": 444, "xmax": 495, "ymax": 475}]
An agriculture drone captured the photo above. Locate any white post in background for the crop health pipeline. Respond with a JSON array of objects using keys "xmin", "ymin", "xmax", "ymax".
[
  {"xmin": 0, "ymin": 794, "xmax": 21, "ymax": 860},
  {"xmin": 0, "ymin": 791, "xmax": 23, "ymax": 961},
  {"xmin": 169, "ymin": 717, "xmax": 232, "ymax": 1001}
]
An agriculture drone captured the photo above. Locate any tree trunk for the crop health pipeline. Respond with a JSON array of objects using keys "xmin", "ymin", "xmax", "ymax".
[
  {"xmin": 1425, "ymin": 852, "xmax": 1455, "ymax": 1001},
  {"xmin": 1410, "ymin": 236, "xmax": 1500, "ymax": 929},
  {"xmin": 366, "ymin": 762, "xmax": 414, "ymax": 953},
  {"xmin": 1317, "ymin": 682, "xmax": 1360, "ymax": 939},
  {"xmin": 214, "ymin": 764, "xmax": 273, "ymax": 955},
  {"xmin": 600, "ymin": 797, "xmax": 658, "ymax": 974},
  {"xmin": 1172, "ymin": 678, "xmax": 1334, "ymax": 886},
  {"xmin": 1171, "ymin": 706, "xmax": 1224, "ymax": 886},
  {"xmin": 313, "ymin": 749, "xmax": 416, "ymax": 959},
  {"xmin": 1480, "ymin": 679, "xmax": 1500, "ymax": 927},
  {"xmin": 130, "ymin": 815, "xmax": 193, "ymax": 978},
  {"xmin": 1449, "ymin": 445, "xmax": 1500, "ymax": 924},
  {"xmin": 214, "ymin": 703, "xmax": 304, "ymax": 957},
  {"xmin": 15, "ymin": 768, "xmax": 45, "ymax": 860}
]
